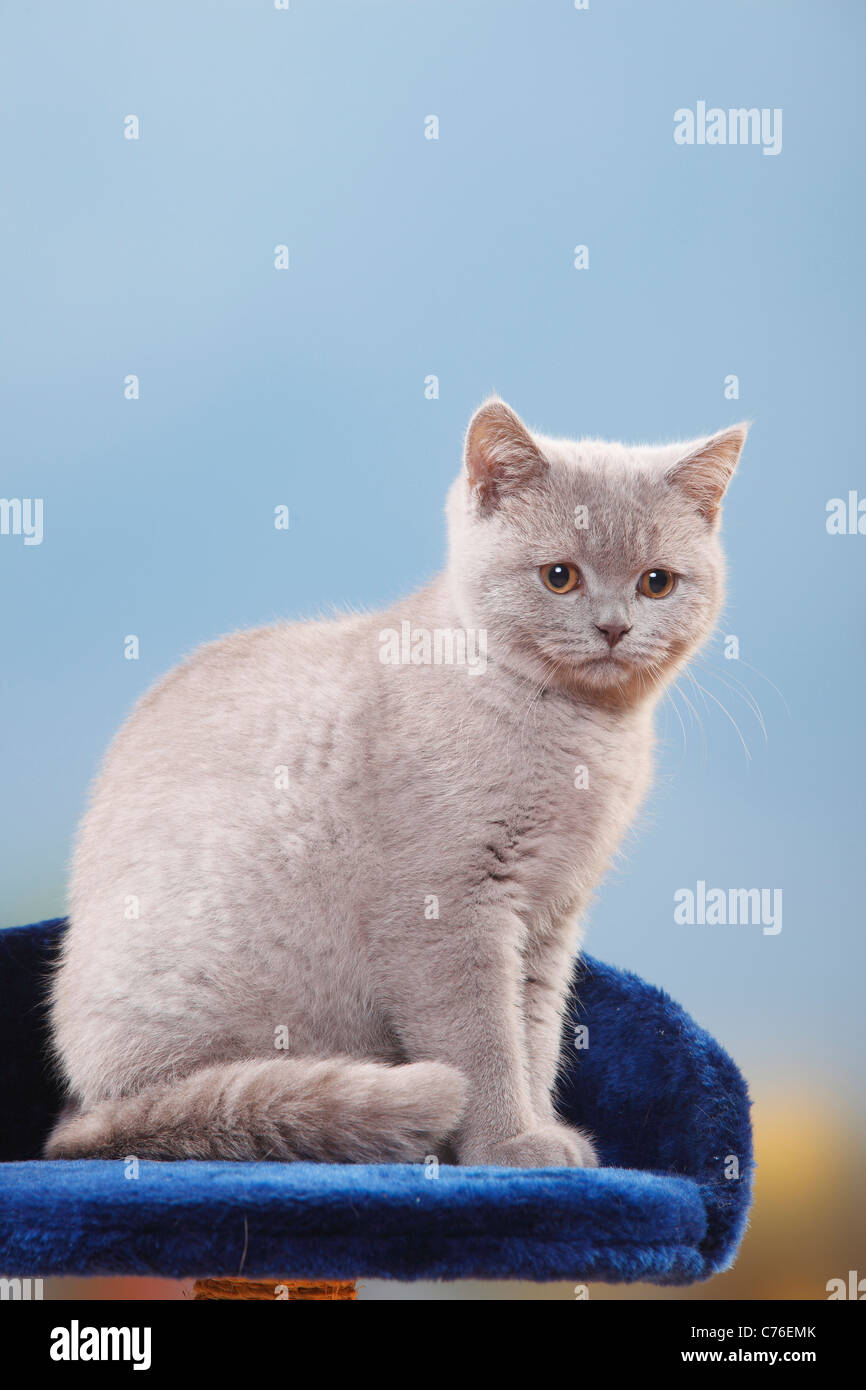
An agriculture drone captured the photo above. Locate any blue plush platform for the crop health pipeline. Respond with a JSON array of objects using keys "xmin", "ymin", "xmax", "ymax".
[{"xmin": 0, "ymin": 920, "xmax": 753, "ymax": 1284}]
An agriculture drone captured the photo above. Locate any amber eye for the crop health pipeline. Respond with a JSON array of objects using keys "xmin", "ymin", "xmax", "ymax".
[
  {"xmin": 638, "ymin": 568, "xmax": 676, "ymax": 598},
  {"xmin": 541, "ymin": 563, "xmax": 581, "ymax": 594}
]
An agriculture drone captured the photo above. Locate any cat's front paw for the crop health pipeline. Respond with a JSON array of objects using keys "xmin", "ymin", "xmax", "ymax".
[{"xmin": 460, "ymin": 1123, "xmax": 599, "ymax": 1169}]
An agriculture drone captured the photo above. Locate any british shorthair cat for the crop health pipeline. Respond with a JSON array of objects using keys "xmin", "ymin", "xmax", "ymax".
[{"xmin": 47, "ymin": 399, "xmax": 747, "ymax": 1168}]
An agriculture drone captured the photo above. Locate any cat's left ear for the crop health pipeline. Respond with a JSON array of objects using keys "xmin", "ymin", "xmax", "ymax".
[{"xmin": 665, "ymin": 424, "xmax": 749, "ymax": 525}]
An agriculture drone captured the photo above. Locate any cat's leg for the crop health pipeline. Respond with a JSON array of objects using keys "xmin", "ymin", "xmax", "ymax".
[
  {"xmin": 383, "ymin": 911, "xmax": 595, "ymax": 1168},
  {"xmin": 522, "ymin": 927, "xmax": 599, "ymax": 1164}
]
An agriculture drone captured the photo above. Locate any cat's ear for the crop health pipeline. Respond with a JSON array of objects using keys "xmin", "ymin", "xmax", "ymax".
[
  {"xmin": 464, "ymin": 398, "xmax": 548, "ymax": 511},
  {"xmin": 665, "ymin": 423, "xmax": 749, "ymax": 525}
]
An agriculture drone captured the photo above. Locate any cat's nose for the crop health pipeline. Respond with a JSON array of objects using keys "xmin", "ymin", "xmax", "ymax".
[{"xmin": 595, "ymin": 622, "xmax": 631, "ymax": 649}]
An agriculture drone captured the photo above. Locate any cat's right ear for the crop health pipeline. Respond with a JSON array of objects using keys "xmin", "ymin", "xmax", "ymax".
[{"xmin": 464, "ymin": 398, "xmax": 548, "ymax": 512}]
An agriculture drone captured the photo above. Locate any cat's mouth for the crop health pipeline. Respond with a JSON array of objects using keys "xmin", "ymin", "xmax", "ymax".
[
  {"xmin": 583, "ymin": 650, "xmax": 634, "ymax": 669},
  {"xmin": 577, "ymin": 645, "xmax": 666, "ymax": 688},
  {"xmin": 521, "ymin": 634, "xmax": 667, "ymax": 704},
  {"xmin": 575, "ymin": 639, "xmax": 688, "ymax": 697}
]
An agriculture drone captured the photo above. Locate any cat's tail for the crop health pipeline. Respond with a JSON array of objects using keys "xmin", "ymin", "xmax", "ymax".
[{"xmin": 44, "ymin": 1057, "xmax": 468, "ymax": 1163}]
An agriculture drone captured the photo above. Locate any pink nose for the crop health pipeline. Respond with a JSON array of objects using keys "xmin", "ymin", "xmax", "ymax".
[{"xmin": 595, "ymin": 623, "xmax": 631, "ymax": 649}]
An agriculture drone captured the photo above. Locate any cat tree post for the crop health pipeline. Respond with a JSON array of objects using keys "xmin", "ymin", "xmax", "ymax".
[{"xmin": 193, "ymin": 1278, "xmax": 356, "ymax": 1300}]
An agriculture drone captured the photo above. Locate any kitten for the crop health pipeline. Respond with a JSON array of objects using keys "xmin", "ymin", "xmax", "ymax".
[{"xmin": 46, "ymin": 399, "xmax": 747, "ymax": 1168}]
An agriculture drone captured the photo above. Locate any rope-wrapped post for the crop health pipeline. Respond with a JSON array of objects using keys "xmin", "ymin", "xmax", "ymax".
[{"xmin": 193, "ymin": 1278, "xmax": 357, "ymax": 1300}]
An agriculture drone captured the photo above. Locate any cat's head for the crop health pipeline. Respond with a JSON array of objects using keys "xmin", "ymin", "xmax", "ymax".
[{"xmin": 446, "ymin": 398, "xmax": 748, "ymax": 707}]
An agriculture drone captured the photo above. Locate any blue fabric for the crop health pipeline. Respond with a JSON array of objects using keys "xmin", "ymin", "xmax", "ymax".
[{"xmin": 0, "ymin": 919, "xmax": 753, "ymax": 1283}]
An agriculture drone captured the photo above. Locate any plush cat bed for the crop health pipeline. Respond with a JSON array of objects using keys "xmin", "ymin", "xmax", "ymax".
[{"xmin": 0, "ymin": 919, "xmax": 752, "ymax": 1284}]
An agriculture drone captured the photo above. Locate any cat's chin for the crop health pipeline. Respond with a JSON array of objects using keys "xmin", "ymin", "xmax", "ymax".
[
  {"xmin": 554, "ymin": 652, "xmax": 671, "ymax": 709},
  {"xmin": 506, "ymin": 634, "xmax": 679, "ymax": 709}
]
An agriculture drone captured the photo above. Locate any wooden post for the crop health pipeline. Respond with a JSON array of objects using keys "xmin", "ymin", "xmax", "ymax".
[{"xmin": 193, "ymin": 1278, "xmax": 357, "ymax": 1300}]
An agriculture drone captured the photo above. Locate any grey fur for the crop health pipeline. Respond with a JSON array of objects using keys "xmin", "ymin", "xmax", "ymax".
[{"xmin": 47, "ymin": 399, "xmax": 746, "ymax": 1167}]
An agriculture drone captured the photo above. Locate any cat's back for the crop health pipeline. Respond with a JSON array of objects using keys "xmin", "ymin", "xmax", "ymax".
[
  {"xmin": 104, "ymin": 611, "xmax": 371, "ymax": 770},
  {"xmin": 72, "ymin": 611, "xmax": 377, "ymax": 884},
  {"xmin": 54, "ymin": 611, "xmax": 388, "ymax": 1095}
]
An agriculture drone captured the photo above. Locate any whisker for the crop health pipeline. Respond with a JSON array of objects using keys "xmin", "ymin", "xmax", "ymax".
[
  {"xmin": 731, "ymin": 655, "xmax": 791, "ymax": 718},
  {"xmin": 673, "ymin": 676, "xmax": 709, "ymax": 763},
  {"xmin": 661, "ymin": 681, "xmax": 688, "ymax": 756},
  {"xmin": 694, "ymin": 659, "xmax": 768, "ymax": 742},
  {"xmin": 687, "ymin": 673, "xmax": 752, "ymax": 763}
]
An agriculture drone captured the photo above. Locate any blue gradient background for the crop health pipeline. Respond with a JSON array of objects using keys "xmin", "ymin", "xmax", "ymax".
[{"xmin": 1, "ymin": 0, "xmax": 863, "ymax": 1137}]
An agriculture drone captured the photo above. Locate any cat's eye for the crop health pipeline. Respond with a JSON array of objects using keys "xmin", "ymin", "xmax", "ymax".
[
  {"xmin": 638, "ymin": 568, "xmax": 676, "ymax": 599},
  {"xmin": 541, "ymin": 563, "xmax": 581, "ymax": 594}
]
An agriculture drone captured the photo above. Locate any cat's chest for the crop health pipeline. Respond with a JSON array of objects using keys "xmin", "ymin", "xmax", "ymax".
[{"xmin": 488, "ymin": 703, "xmax": 653, "ymax": 918}]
